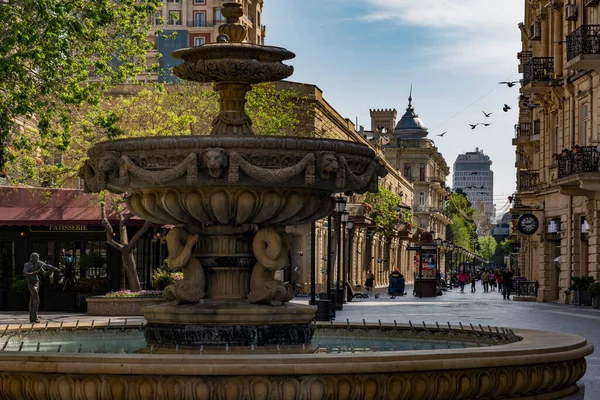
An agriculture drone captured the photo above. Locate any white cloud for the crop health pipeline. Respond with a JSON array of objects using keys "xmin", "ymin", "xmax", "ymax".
[{"xmin": 360, "ymin": 0, "xmax": 523, "ymax": 74}]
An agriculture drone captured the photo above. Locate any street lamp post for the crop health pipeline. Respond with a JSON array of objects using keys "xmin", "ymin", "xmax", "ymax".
[
  {"xmin": 326, "ymin": 213, "xmax": 333, "ymax": 319},
  {"xmin": 335, "ymin": 196, "xmax": 347, "ymax": 311},
  {"xmin": 339, "ymin": 210, "xmax": 349, "ymax": 304},
  {"xmin": 435, "ymin": 237, "xmax": 443, "ymax": 290},
  {"xmin": 346, "ymin": 217, "xmax": 355, "ymax": 296},
  {"xmin": 310, "ymin": 221, "xmax": 316, "ymax": 306},
  {"xmin": 447, "ymin": 241, "xmax": 454, "ymax": 289}
]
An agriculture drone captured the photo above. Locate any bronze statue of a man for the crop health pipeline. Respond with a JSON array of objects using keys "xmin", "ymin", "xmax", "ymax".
[{"xmin": 23, "ymin": 252, "xmax": 56, "ymax": 323}]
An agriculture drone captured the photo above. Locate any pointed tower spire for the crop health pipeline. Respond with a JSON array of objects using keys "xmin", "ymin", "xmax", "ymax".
[{"xmin": 408, "ymin": 84, "xmax": 413, "ymax": 107}]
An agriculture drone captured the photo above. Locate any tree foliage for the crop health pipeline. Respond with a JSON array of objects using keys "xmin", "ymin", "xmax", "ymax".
[
  {"xmin": 0, "ymin": 0, "xmax": 161, "ymax": 164},
  {"xmin": 364, "ymin": 185, "xmax": 403, "ymax": 237},
  {"xmin": 3, "ymin": 83, "xmax": 315, "ymax": 186},
  {"xmin": 445, "ymin": 192, "xmax": 477, "ymax": 248},
  {"xmin": 500, "ymin": 238, "xmax": 512, "ymax": 255},
  {"xmin": 478, "ymin": 235, "xmax": 497, "ymax": 261}
]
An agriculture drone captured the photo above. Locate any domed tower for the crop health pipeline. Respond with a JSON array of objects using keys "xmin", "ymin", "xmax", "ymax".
[
  {"xmin": 374, "ymin": 87, "xmax": 450, "ymax": 238},
  {"xmin": 394, "ymin": 88, "xmax": 429, "ymax": 139}
]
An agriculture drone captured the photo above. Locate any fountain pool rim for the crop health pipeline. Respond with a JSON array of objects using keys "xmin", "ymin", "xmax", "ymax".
[{"xmin": 0, "ymin": 321, "xmax": 591, "ymax": 400}]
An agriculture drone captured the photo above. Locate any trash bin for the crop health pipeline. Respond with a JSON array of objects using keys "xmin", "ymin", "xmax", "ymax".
[
  {"xmin": 315, "ymin": 299, "xmax": 330, "ymax": 321},
  {"xmin": 319, "ymin": 292, "xmax": 336, "ymax": 319}
]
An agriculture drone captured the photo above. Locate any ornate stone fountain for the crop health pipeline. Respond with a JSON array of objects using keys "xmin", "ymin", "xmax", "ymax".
[{"xmin": 79, "ymin": 2, "xmax": 386, "ymax": 346}]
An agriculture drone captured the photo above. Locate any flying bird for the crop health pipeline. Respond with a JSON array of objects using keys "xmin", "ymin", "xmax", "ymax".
[
  {"xmin": 470, "ymin": 172, "xmax": 478, "ymax": 175},
  {"xmin": 482, "ymin": 111, "xmax": 493, "ymax": 117},
  {"xmin": 499, "ymin": 81, "xmax": 519, "ymax": 87},
  {"xmin": 480, "ymin": 185, "xmax": 485, "ymax": 189},
  {"xmin": 503, "ymin": 104, "xmax": 511, "ymax": 112},
  {"xmin": 481, "ymin": 123, "xmax": 491, "ymax": 126},
  {"xmin": 436, "ymin": 131, "xmax": 447, "ymax": 137},
  {"xmin": 469, "ymin": 124, "xmax": 478, "ymax": 130}
]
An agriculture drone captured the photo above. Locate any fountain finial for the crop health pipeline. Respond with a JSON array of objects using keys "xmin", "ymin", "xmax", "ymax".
[{"xmin": 219, "ymin": 2, "xmax": 248, "ymax": 43}]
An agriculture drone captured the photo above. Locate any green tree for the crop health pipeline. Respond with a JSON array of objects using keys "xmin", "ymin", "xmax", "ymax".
[
  {"xmin": 500, "ymin": 238, "xmax": 512, "ymax": 255},
  {"xmin": 4, "ymin": 83, "xmax": 314, "ymax": 186},
  {"xmin": 445, "ymin": 192, "xmax": 477, "ymax": 248},
  {"xmin": 364, "ymin": 185, "xmax": 402, "ymax": 237},
  {"xmin": 478, "ymin": 235, "xmax": 498, "ymax": 261},
  {"xmin": 0, "ymin": 0, "xmax": 161, "ymax": 165}
]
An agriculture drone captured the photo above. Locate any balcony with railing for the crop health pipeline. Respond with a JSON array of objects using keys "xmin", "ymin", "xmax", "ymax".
[
  {"xmin": 518, "ymin": 170, "xmax": 539, "ymax": 192},
  {"xmin": 521, "ymin": 57, "xmax": 554, "ymax": 94},
  {"xmin": 556, "ymin": 146, "xmax": 600, "ymax": 196},
  {"xmin": 512, "ymin": 122, "xmax": 533, "ymax": 145},
  {"xmin": 566, "ymin": 25, "xmax": 600, "ymax": 70},
  {"xmin": 517, "ymin": 51, "xmax": 532, "ymax": 73}
]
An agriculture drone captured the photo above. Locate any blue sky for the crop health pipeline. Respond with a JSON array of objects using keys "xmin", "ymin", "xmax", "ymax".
[{"xmin": 263, "ymin": 0, "xmax": 523, "ymax": 217}]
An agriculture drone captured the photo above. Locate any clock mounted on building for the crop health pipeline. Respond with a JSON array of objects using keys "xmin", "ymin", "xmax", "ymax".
[{"xmin": 517, "ymin": 213, "xmax": 539, "ymax": 235}]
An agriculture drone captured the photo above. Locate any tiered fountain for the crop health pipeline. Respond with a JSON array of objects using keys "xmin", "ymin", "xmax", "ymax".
[
  {"xmin": 79, "ymin": 2, "xmax": 386, "ymax": 348},
  {"xmin": 0, "ymin": 4, "xmax": 592, "ymax": 399}
]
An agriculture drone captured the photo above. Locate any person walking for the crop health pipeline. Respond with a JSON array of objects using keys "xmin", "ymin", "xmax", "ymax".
[
  {"xmin": 470, "ymin": 274, "xmax": 476, "ymax": 293},
  {"xmin": 502, "ymin": 268, "xmax": 514, "ymax": 300},
  {"xmin": 23, "ymin": 252, "xmax": 57, "ymax": 323},
  {"xmin": 489, "ymin": 271, "xmax": 496, "ymax": 291},
  {"xmin": 458, "ymin": 269, "xmax": 468, "ymax": 293},
  {"xmin": 496, "ymin": 270, "xmax": 504, "ymax": 294},
  {"xmin": 481, "ymin": 270, "xmax": 490, "ymax": 292},
  {"xmin": 365, "ymin": 270, "xmax": 375, "ymax": 292}
]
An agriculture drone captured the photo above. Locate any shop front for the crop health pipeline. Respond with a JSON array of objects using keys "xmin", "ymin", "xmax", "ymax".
[{"xmin": 0, "ymin": 187, "xmax": 158, "ymax": 312}]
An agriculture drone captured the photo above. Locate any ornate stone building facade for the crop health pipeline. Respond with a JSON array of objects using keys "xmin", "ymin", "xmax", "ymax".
[
  {"xmin": 279, "ymin": 82, "xmax": 415, "ymax": 293},
  {"xmin": 148, "ymin": 0, "xmax": 265, "ymax": 82},
  {"xmin": 512, "ymin": 0, "xmax": 600, "ymax": 302},
  {"xmin": 369, "ymin": 93, "xmax": 451, "ymax": 239}
]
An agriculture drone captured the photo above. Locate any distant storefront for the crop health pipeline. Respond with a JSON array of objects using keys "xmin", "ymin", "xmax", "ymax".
[{"xmin": 0, "ymin": 186, "xmax": 163, "ymax": 311}]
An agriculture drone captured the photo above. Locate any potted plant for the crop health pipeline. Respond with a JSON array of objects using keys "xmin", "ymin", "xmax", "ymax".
[
  {"xmin": 151, "ymin": 267, "xmax": 183, "ymax": 290},
  {"xmin": 73, "ymin": 276, "xmax": 110, "ymax": 312},
  {"xmin": 7, "ymin": 275, "xmax": 29, "ymax": 311},
  {"xmin": 562, "ymin": 148, "xmax": 570, "ymax": 157},
  {"xmin": 573, "ymin": 144, "xmax": 581, "ymax": 153},
  {"xmin": 569, "ymin": 276, "xmax": 595, "ymax": 306},
  {"xmin": 589, "ymin": 282, "xmax": 600, "ymax": 308}
]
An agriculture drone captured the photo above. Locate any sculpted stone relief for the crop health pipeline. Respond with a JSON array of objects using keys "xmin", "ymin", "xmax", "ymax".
[
  {"xmin": 81, "ymin": 148, "xmax": 385, "ymax": 194},
  {"xmin": 0, "ymin": 358, "xmax": 585, "ymax": 400},
  {"xmin": 163, "ymin": 227, "xmax": 206, "ymax": 305},
  {"xmin": 248, "ymin": 228, "xmax": 294, "ymax": 306},
  {"xmin": 202, "ymin": 148, "xmax": 228, "ymax": 179}
]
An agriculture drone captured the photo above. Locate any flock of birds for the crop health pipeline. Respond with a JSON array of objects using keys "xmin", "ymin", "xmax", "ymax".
[{"xmin": 435, "ymin": 80, "xmax": 519, "ymax": 137}]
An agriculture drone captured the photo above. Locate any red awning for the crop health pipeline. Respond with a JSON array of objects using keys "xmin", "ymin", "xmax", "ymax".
[{"xmin": 0, "ymin": 186, "xmax": 142, "ymax": 226}]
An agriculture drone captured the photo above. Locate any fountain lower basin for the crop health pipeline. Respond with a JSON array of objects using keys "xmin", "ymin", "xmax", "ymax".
[{"xmin": 0, "ymin": 321, "xmax": 591, "ymax": 400}]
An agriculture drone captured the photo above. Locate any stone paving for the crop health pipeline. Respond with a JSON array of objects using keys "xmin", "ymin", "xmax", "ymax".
[{"xmin": 0, "ymin": 283, "xmax": 598, "ymax": 399}]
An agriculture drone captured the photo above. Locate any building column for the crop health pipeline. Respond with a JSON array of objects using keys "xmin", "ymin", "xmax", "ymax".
[
  {"xmin": 553, "ymin": 5, "xmax": 563, "ymax": 75},
  {"xmin": 587, "ymin": 200, "xmax": 600, "ymax": 281}
]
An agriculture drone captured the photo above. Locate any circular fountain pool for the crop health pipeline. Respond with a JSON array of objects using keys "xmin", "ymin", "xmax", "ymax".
[
  {"xmin": 0, "ymin": 323, "xmax": 508, "ymax": 354},
  {"xmin": 0, "ymin": 321, "xmax": 591, "ymax": 399}
]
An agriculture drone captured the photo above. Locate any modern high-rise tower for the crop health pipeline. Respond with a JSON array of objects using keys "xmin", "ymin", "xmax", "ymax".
[{"xmin": 452, "ymin": 148, "xmax": 495, "ymax": 219}]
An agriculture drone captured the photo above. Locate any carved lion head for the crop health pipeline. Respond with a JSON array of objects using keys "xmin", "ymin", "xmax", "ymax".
[
  {"xmin": 318, "ymin": 152, "xmax": 339, "ymax": 180},
  {"xmin": 98, "ymin": 152, "xmax": 120, "ymax": 176},
  {"xmin": 203, "ymin": 148, "xmax": 228, "ymax": 179}
]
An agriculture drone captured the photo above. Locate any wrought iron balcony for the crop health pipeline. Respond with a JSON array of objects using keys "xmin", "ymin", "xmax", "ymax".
[
  {"xmin": 517, "ymin": 51, "xmax": 532, "ymax": 73},
  {"xmin": 518, "ymin": 170, "xmax": 539, "ymax": 192},
  {"xmin": 557, "ymin": 146, "xmax": 600, "ymax": 179},
  {"xmin": 516, "ymin": 122, "xmax": 532, "ymax": 137},
  {"xmin": 512, "ymin": 122, "xmax": 534, "ymax": 145},
  {"xmin": 522, "ymin": 57, "xmax": 554, "ymax": 94},
  {"xmin": 566, "ymin": 25, "xmax": 600, "ymax": 70}
]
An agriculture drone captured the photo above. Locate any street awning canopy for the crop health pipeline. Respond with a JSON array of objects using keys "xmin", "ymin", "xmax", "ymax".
[{"xmin": 0, "ymin": 186, "xmax": 136, "ymax": 225}]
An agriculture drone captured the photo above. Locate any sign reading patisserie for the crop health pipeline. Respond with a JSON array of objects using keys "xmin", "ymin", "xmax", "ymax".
[{"xmin": 29, "ymin": 225, "xmax": 106, "ymax": 232}]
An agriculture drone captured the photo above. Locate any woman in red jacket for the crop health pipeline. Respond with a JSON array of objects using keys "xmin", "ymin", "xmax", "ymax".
[{"xmin": 458, "ymin": 269, "xmax": 468, "ymax": 293}]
